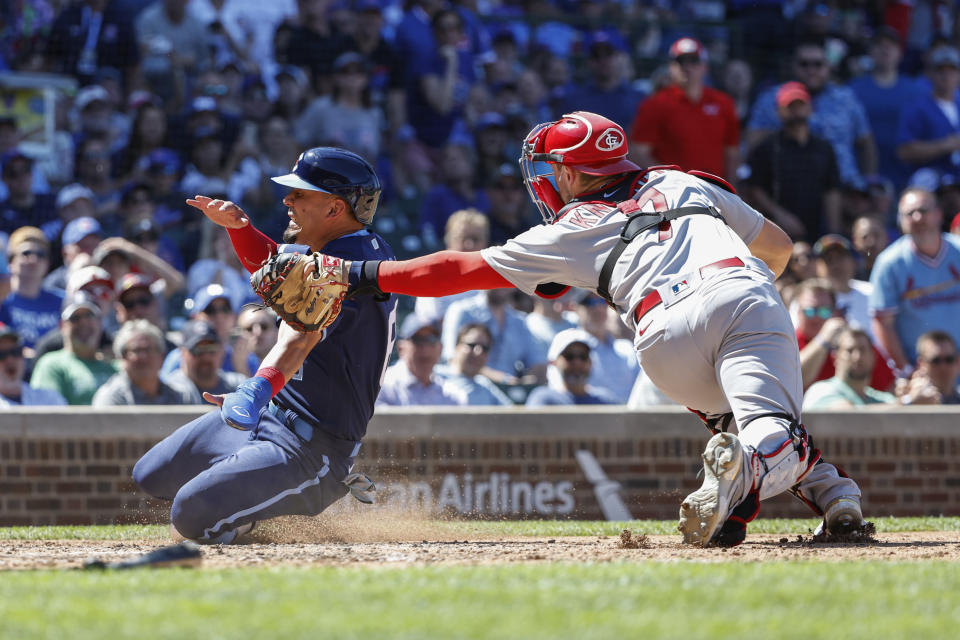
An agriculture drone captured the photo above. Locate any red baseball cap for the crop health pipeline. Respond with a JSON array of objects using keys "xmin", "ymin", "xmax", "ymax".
[
  {"xmin": 669, "ymin": 37, "xmax": 705, "ymax": 61},
  {"xmin": 951, "ymin": 212, "xmax": 960, "ymax": 233},
  {"xmin": 776, "ymin": 81, "xmax": 811, "ymax": 108}
]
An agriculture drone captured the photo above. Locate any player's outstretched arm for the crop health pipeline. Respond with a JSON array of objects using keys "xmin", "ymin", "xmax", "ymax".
[
  {"xmin": 348, "ymin": 250, "xmax": 513, "ymax": 298},
  {"xmin": 203, "ymin": 322, "xmax": 323, "ymax": 430},
  {"xmin": 186, "ymin": 195, "xmax": 278, "ymax": 272}
]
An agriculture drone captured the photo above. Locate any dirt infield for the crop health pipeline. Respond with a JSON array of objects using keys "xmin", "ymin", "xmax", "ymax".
[{"xmin": 3, "ymin": 529, "xmax": 958, "ymax": 571}]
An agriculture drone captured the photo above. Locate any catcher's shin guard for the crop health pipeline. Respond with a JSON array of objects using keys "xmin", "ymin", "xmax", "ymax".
[{"xmin": 739, "ymin": 414, "xmax": 817, "ymax": 501}]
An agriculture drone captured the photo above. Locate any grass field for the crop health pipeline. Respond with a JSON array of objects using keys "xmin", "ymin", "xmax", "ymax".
[{"xmin": 2, "ymin": 518, "xmax": 958, "ymax": 640}]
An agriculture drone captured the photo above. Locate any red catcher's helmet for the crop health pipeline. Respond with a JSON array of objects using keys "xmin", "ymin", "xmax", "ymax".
[{"xmin": 519, "ymin": 111, "xmax": 640, "ymax": 223}]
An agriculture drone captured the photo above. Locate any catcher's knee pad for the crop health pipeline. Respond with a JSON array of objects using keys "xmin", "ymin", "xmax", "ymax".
[{"xmin": 738, "ymin": 414, "xmax": 816, "ymax": 501}]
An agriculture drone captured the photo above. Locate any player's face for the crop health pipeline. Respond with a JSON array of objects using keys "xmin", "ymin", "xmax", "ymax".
[
  {"xmin": 281, "ymin": 189, "xmax": 339, "ymax": 245},
  {"xmin": 834, "ymin": 333, "xmax": 873, "ymax": 382},
  {"xmin": 550, "ymin": 164, "xmax": 576, "ymax": 203}
]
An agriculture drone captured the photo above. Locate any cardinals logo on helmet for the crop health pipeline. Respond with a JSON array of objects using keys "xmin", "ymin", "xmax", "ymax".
[{"xmin": 596, "ymin": 128, "xmax": 624, "ymax": 152}]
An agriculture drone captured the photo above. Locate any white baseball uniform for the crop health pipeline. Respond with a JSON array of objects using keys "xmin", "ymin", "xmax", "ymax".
[{"xmin": 481, "ymin": 168, "xmax": 859, "ymax": 512}]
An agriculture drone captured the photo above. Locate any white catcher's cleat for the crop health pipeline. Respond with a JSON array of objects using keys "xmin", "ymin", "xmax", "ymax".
[
  {"xmin": 679, "ymin": 432, "xmax": 745, "ymax": 546},
  {"xmin": 814, "ymin": 496, "xmax": 863, "ymax": 536}
]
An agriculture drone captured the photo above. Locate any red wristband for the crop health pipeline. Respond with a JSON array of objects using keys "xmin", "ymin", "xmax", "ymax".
[{"xmin": 255, "ymin": 366, "xmax": 286, "ymax": 397}]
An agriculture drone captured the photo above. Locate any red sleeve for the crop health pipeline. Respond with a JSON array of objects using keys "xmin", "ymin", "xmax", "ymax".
[
  {"xmin": 629, "ymin": 92, "xmax": 661, "ymax": 145},
  {"xmin": 227, "ymin": 224, "xmax": 278, "ymax": 273},
  {"xmin": 377, "ymin": 250, "xmax": 513, "ymax": 297}
]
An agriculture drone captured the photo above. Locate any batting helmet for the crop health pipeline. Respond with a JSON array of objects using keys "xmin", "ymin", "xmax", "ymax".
[
  {"xmin": 271, "ymin": 147, "xmax": 382, "ymax": 225},
  {"xmin": 519, "ymin": 112, "xmax": 640, "ymax": 224}
]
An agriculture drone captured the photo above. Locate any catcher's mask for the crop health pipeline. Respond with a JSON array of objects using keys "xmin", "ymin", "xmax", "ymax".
[
  {"xmin": 519, "ymin": 111, "xmax": 640, "ymax": 224},
  {"xmin": 272, "ymin": 147, "xmax": 382, "ymax": 225}
]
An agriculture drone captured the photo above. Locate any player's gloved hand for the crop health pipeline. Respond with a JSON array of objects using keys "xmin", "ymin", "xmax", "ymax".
[
  {"xmin": 347, "ymin": 260, "xmax": 386, "ymax": 300},
  {"xmin": 205, "ymin": 376, "xmax": 273, "ymax": 431}
]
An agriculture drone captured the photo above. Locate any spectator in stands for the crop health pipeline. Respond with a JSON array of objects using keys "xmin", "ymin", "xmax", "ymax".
[
  {"xmin": 792, "ymin": 278, "xmax": 894, "ymax": 392},
  {"xmin": 30, "ymin": 291, "xmax": 117, "ymax": 405},
  {"xmin": 813, "ymin": 234, "xmax": 874, "ymax": 338},
  {"xmin": 34, "ymin": 265, "xmax": 117, "ymax": 361},
  {"xmin": 802, "ymin": 327, "xmax": 898, "ymax": 409},
  {"xmin": 123, "ymin": 188, "xmax": 184, "ymax": 272},
  {"xmin": 472, "ymin": 113, "xmax": 511, "ymax": 185},
  {"xmin": 0, "ymin": 322, "xmax": 66, "ymax": 407},
  {"xmin": 405, "ymin": 9, "xmax": 477, "ymax": 154},
  {"xmin": 746, "ymin": 37, "xmax": 876, "ymax": 191},
  {"xmin": 43, "ymin": 215, "xmax": 102, "ymax": 294},
  {"xmin": 93, "ymin": 319, "xmax": 197, "ymax": 406},
  {"xmin": 90, "ymin": 233, "xmax": 184, "ymax": 300},
  {"xmin": 114, "ymin": 102, "xmax": 169, "ymax": 183},
  {"xmin": 296, "ymin": 52, "xmax": 382, "ymax": 163},
  {"xmin": 441, "ymin": 287, "xmax": 541, "ymax": 386},
  {"xmin": 485, "ymin": 163, "xmax": 534, "ymax": 246},
  {"xmin": 188, "ymin": 225, "xmax": 257, "ymax": 311},
  {"xmin": 162, "ymin": 318, "xmax": 244, "ymax": 398},
  {"xmin": 525, "ymin": 289, "xmax": 576, "ymax": 368},
  {"xmin": 378, "ymin": 314, "xmax": 460, "ymax": 406},
  {"xmin": 851, "ymin": 215, "xmax": 889, "ymax": 280},
  {"xmin": 629, "ymin": 37, "xmax": 739, "ymax": 184},
  {"xmin": 74, "ymin": 136, "xmax": 120, "ymax": 224},
  {"xmin": 114, "ymin": 273, "xmax": 173, "ymax": 349},
  {"xmin": 558, "ymin": 31, "xmax": 644, "ymax": 133},
  {"xmin": 0, "ymin": 150, "xmax": 57, "ymax": 237},
  {"xmin": 526, "ymin": 329, "xmax": 618, "ymax": 406},
  {"xmin": 349, "ymin": 0, "xmax": 403, "ymax": 123},
  {"xmin": 573, "ymin": 291, "xmax": 638, "ymax": 404},
  {"xmin": 870, "ymin": 187, "xmax": 960, "ymax": 372},
  {"xmin": 272, "ymin": 65, "xmax": 312, "ymax": 122},
  {"xmin": 907, "ymin": 331, "xmax": 960, "ymax": 404},
  {"xmin": 721, "ymin": 58, "xmax": 754, "ymax": 126},
  {"xmin": 52, "ymin": 183, "xmax": 97, "ymax": 235},
  {"xmin": 274, "ymin": 0, "xmax": 355, "ymax": 93},
  {"xmin": 236, "ymin": 307, "xmax": 278, "ymax": 364},
  {"xmin": 848, "ymin": 27, "xmax": 917, "ymax": 190},
  {"xmin": 45, "ymin": 0, "xmax": 140, "ymax": 89},
  {"xmin": 419, "ymin": 144, "xmax": 489, "ymax": 246},
  {"xmin": 437, "ymin": 323, "xmax": 513, "ymax": 406},
  {"xmin": 179, "ymin": 127, "xmax": 259, "ymax": 206},
  {"xmin": 161, "ymin": 283, "xmax": 253, "ymax": 375},
  {"xmin": 742, "ymin": 82, "xmax": 842, "ymax": 240},
  {"xmin": 896, "ymin": 44, "xmax": 960, "ymax": 185},
  {"xmin": 136, "ymin": 0, "xmax": 213, "ymax": 97},
  {"xmin": 72, "ymin": 84, "xmax": 126, "ymax": 153},
  {"xmin": 0, "ymin": 227, "xmax": 62, "ymax": 354}
]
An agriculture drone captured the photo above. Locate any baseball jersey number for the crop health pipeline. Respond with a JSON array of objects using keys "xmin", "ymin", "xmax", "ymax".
[{"xmin": 634, "ymin": 187, "xmax": 668, "ymax": 213}]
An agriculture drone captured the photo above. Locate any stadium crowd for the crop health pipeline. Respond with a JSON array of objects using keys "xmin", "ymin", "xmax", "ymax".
[{"xmin": 1, "ymin": 0, "xmax": 959, "ymax": 409}]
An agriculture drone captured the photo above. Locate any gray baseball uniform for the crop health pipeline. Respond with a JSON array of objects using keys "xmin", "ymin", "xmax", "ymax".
[{"xmin": 482, "ymin": 168, "xmax": 858, "ymax": 511}]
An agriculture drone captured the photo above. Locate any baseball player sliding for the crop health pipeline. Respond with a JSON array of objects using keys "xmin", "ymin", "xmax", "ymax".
[
  {"xmin": 133, "ymin": 148, "xmax": 395, "ymax": 544},
  {"xmin": 261, "ymin": 112, "xmax": 864, "ymax": 546}
]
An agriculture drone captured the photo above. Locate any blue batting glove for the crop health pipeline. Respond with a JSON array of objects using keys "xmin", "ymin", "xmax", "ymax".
[{"xmin": 221, "ymin": 376, "xmax": 273, "ymax": 431}]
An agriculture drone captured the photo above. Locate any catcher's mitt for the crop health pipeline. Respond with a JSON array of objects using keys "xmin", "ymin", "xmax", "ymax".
[{"xmin": 250, "ymin": 251, "xmax": 349, "ymax": 332}]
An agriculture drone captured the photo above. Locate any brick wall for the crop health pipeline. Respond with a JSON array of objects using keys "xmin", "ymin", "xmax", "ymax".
[{"xmin": 1, "ymin": 406, "xmax": 959, "ymax": 526}]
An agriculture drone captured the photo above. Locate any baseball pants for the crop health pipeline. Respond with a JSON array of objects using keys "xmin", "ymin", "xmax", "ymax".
[
  {"xmin": 133, "ymin": 403, "xmax": 357, "ymax": 544},
  {"xmin": 634, "ymin": 263, "xmax": 859, "ymax": 511}
]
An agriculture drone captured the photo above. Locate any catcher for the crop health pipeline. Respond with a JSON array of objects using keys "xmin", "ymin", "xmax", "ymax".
[
  {"xmin": 260, "ymin": 114, "xmax": 866, "ymax": 547},
  {"xmin": 132, "ymin": 148, "xmax": 396, "ymax": 544}
]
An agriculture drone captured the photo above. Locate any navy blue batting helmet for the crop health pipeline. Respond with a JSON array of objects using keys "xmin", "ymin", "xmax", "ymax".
[{"xmin": 271, "ymin": 147, "xmax": 382, "ymax": 224}]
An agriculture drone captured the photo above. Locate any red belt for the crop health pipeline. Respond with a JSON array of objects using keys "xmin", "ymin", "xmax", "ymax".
[{"xmin": 633, "ymin": 257, "xmax": 745, "ymax": 324}]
